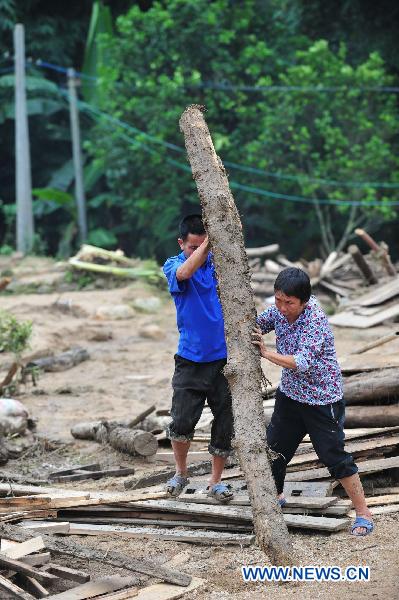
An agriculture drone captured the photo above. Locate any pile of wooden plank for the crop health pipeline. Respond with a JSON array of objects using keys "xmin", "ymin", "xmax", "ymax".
[
  {"xmin": 247, "ymin": 230, "xmax": 398, "ymax": 325},
  {"xmin": 0, "ymin": 487, "xmax": 202, "ymax": 599}
]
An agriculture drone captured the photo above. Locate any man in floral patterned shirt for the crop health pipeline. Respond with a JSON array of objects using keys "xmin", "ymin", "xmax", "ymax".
[{"xmin": 253, "ymin": 267, "xmax": 373, "ymax": 536}]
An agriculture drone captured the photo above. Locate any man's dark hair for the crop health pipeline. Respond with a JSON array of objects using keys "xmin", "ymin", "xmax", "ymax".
[
  {"xmin": 274, "ymin": 267, "xmax": 311, "ymax": 302},
  {"xmin": 179, "ymin": 214, "xmax": 205, "ymax": 240}
]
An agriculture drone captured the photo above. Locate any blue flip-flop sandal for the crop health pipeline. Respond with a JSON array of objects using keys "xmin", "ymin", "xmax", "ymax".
[
  {"xmin": 165, "ymin": 475, "xmax": 189, "ymax": 497},
  {"xmin": 207, "ymin": 482, "xmax": 234, "ymax": 503},
  {"xmin": 351, "ymin": 516, "xmax": 374, "ymax": 536}
]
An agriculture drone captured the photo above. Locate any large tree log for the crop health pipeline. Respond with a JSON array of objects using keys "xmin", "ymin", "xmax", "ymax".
[
  {"xmin": 345, "ymin": 405, "xmax": 399, "ymax": 428},
  {"xmin": 344, "ymin": 368, "xmax": 399, "ymax": 404},
  {"xmin": 179, "ymin": 105, "xmax": 292, "ymax": 563}
]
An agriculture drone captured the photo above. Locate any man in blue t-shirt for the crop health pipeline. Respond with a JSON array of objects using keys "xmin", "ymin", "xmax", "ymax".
[{"xmin": 163, "ymin": 214, "xmax": 234, "ymax": 502}]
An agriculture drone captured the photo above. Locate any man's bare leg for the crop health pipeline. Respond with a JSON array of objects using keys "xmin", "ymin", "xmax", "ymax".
[
  {"xmin": 209, "ymin": 454, "xmax": 227, "ymax": 486},
  {"xmin": 171, "ymin": 440, "xmax": 190, "ymax": 477},
  {"xmin": 339, "ymin": 473, "xmax": 373, "ymax": 534}
]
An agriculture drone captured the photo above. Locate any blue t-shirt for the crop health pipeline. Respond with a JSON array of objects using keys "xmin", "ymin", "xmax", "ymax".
[{"xmin": 163, "ymin": 252, "xmax": 227, "ymax": 362}]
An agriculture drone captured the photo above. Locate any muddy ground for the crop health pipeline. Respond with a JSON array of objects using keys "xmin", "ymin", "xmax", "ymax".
[{"xmin": 0, "ymin": 258, "xmax": 398, "ymax": 599}]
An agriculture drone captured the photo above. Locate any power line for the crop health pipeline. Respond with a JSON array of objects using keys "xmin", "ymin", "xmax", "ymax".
[
  {"xmin": 21, "ymin": 58, "xmax": 399, "ymax": 189},
  {"xmin": 6, "ymin": 59, "xmax": 399, "ymax": 204},
  {"xmin": 76, "ymin": 96, "xmax": 399, "ymax": 207},
  {"xmin": 35, "ymin": 58, "xmax": 399, "ymax": 94}
]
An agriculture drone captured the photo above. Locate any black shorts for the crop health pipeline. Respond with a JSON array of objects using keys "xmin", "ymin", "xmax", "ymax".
[
  {"xmin": 166, "ymin": 354, "xmax": 234, "ymax": 457},
  {"xmin": 267, "ymin": 388, "xmax": 358, "ymax": 493}
]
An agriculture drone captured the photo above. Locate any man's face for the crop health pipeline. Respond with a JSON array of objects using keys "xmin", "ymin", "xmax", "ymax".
[
  {"xmin": 275, "ymin": 290, "xmax": 307, "ymax": 323},
  {"xmin": 178, "ymin": 233, "xmax": 206, "ymax": 258}
]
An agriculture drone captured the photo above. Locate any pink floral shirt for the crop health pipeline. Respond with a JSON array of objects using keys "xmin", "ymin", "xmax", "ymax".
[{"xmin": 257, "ymin": 296, "xmax": 343, "ymax": 405}]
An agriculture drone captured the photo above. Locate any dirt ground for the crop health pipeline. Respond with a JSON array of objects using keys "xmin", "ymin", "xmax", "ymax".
[{"xmin": 1, "ymin": 268, "xmax": 399, "ymax": 600}]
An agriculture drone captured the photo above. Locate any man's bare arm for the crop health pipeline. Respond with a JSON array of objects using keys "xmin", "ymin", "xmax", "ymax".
[{"xmin": 176, "ymin": 236, "xmax": 210, "ymax": 281}]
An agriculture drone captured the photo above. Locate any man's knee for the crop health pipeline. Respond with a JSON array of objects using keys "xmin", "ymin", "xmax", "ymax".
[
  {"xmin": 166, "ymin": 412, "xmax": 197, "ymax": 442},
  {"xmin": 328, "ymin": 456, "xmax": 358, "ymax": 480}
]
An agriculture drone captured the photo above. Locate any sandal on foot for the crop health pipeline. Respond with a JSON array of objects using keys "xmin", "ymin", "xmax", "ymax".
[
  {"xmin": 278, "ymin": 497, "xmax": 287, "ymax": 508},
  {"xmin": 207, "ymin": 482, "xmax": 234, "ymax": 503},
  {"xmin": 351, "ymin": 516, "xmax": 374, "ymax": 537},
  {"xmin": 165, "ymin": 475, "xmax": 189, "ymax": 497}
]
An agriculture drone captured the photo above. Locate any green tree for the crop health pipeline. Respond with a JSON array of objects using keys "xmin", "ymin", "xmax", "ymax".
[
  {"xmin": 239, "ymin": 41, "xmax": 399, "ymax": 254},
  {"xmin": 88, "ymin": 1, "xmax": 399, "ymax": 259}
]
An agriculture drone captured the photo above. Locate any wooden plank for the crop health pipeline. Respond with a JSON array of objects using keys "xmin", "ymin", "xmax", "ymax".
[
  {"xmin": 178, "ymin": 493, "xmax": 337, "ymax": 509},
  {"xmin": 15, "ymin": 574, "xmax": 49, "ymax": 598},
  {"xmin": 329, "ymin": 303, "xmax": 399, "ymax": 328},
  {"xmin": 92, "ymin": 587, "xmax": 138, "ymax": 600},
  {"xmin": 348, "ymin": 504, "xmax": 399, "ymax": 518},
  {"xmin": 124, "ymin": 499, "xmax": 349, "ymax": 531},
  {"xmin": 0, "ymin": 524, "xmax": 191, "ymax": 587},
  {"xmin": 45, "ymin": 576, "xmax": 137, "ymax": 600},
  {"xmin": 302, "ymin": 426, "xmax": 399, "ymax": 443},
  {"xmin": 48, "ymin": 464, "xmax": 101, "ymax": 478},
  {"xmin": 20, "ymin": 521, "xmax": 70, "ymax": 534},
  {"xmin": 21, "ymin": 553, "xmax": 51, "ymax": 567},
  {"xmin": 44, "ymin": 564, "xmax": 90, "ymax": 584},
  {"xmin": 286, "ymin": 455, "xmax": 399, "ymax": 481},
  {"xmin": 66, "ymin": 523, "xmax": 255, "ymax": 546},
  {"xmin": 0, "ymin": 555, "xmax": 58, "ymax": 584},
  {"xmin": 361, "ymin": 494, "xmax": 399, "ymax": 507},
  {"xmin": 134, "ymin": 578, "xmax": 204, "ymax": 600},
  {"xmin": 288, "ymin": 435, "xmax": 399, "ymax": 470},
  {"xmin": 0, "ymin": 573, "xmax": 36, "ymax": 600},
  {"xmin": 0, "ymin": 496, "xmax": 52, "ymax": 508},
  {"xmin": 49, "ymin": 468, "xmax": 136, "ymax": 483},
  {"xmin": 283, "ymin": 481, "xmax": 336, "ymax": 497},
  {"xmin": 58, "ymin": 516, "xmax": 252, "ymax": 532},
  {"xmin": 1, "ymin": 536, "xmax": 45, "ymax": 559},
  {"xmin": 284, "ymin": 514, "xmax": 349, "ymax": 532},
  {"xmin": 356, "ymin": 277, "xmax": 399, "ymax": 307}
]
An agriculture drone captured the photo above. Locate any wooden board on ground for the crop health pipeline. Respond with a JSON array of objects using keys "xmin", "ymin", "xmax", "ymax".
[
  {"xmin": 16, "ymin": 573, "xmax": 50, "ymax": 598},
  {"xmin": 355, "ymin": 277, "xmax": 399, "ymax": 307},
  {"xmin": 286, "ymin": 455, "xmax": 399, "ymax": 481},
  {"xmin": 43, "ymin": 563, "xmax": 90, "ymax": 583},
  {"xmin": 329, "ymin": 303, "xmax": 399, "ymax": 328},
  {"xmin": 45, "ymin": 576, "xmax": 137, "ymax": 600},
  {"xmin": 288, "ymin": 434, "xmax": 399, "ymax": 470},
  {"xmin": 0, "ymin": 524, "xmax": 191, "ymax": 587},
  {"xmin": 302, "ymin": 427, "xmax": 399, "ymax": 443},
  {"xmin": 20, "ymin": 522, "xmax": 70, "ymax": 534},
  {"xmin": 1, "ymin": 536, "xmax": 45, "ymax": 559},
  {"xmin": 134, "ymin": 578, "xmax": 204, "ymax": 600},
  {"xmin": 0, "ymin": 573, "xmax": 36, "ymax": 600},
  {"xmin": 0, "ymin": 554, "xmax": 58, "ymax": 584},
  {"xmin": 65, "ymin": 523, "xmax": 254, "ymax": 546},
  {"xmin": 124, "ymin": 499, "xmax": 349, "ymax": 531},
  {"xmin": 178, "ymin": 492, "xmax": 337, "ymax": 510}
]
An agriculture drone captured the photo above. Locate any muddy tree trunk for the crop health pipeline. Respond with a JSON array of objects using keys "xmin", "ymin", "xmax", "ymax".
[{"xmin": 179, "ymin": 105, "xmax": 292, "ymax": 563}]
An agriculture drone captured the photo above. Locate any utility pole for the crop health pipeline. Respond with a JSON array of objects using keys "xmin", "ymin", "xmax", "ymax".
[
  {"xmin": 14, "ymin": 23, "xmax": 34, "ymax": 254},
  {"xmin": 67, "ymin": 68, "xmax": 87, "ymax": 243}
]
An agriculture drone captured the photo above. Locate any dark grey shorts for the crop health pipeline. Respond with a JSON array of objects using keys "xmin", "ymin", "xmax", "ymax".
[{"xmin": 166, "ymin": 354, "xmax": 234, "ymax": 457}]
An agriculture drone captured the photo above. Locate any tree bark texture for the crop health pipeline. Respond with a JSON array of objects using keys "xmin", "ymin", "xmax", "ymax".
[{"xmin": 179, "ymin": 105, "xmax": 292, "ymax": 563}]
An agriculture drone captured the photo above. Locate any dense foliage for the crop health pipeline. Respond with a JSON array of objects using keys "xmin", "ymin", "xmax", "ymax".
[{"xmin": 1, "ymin": 0, "xmax": 398, "ymax": 260}]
